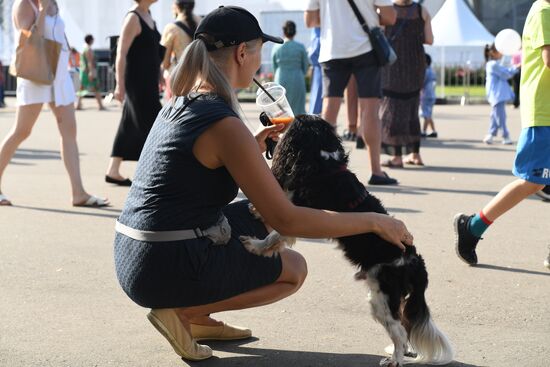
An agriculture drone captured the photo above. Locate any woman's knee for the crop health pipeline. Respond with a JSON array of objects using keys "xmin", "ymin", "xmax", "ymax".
[
  {"xmin": 11, "ymin": 126, "xmax": 33, "ymax": 142},
  {"xmin": 279, "ymin": 249, "xmax": 308, "ymax": 288}
]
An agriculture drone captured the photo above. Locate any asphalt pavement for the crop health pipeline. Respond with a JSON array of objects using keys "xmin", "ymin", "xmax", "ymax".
[{"xmin": 0, "ymin": 98, "xmax": 548, "ymax": 367}]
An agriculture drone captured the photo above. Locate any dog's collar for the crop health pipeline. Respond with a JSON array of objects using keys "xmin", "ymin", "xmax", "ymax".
[{"xmin": 348, "ymin": 190, "xmax": 368, "ymax": 210}]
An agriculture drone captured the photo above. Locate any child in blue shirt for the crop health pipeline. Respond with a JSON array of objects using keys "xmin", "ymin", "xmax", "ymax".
[
  {"xmin": 483, "ymin": 44, "xmax": 519, "ymax": 145},
  {"xmin": 420, "ymin": 53, "xmax": 437, "ymax": 137}
]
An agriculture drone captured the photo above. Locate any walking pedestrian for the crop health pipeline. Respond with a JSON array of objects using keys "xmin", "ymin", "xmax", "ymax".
[
  {"xmin": 380, "ymin": 0, "xmax": 433, "ymax": 168},
  {"xmin": 342, "ymin": 76, "xmax": 360, "ymax": 144},
  {"xmin": 272, "ymin": 20, "xmax": 309, "ymax": 115},
  {"xmin": 113, "ymin": 6, "xmax": 413, "ymax": 361},
  {"xmin": 160, "ymin": 0, "xmax": 200, "ymax": 100},
  {"xmin": 68, "ymin": 47, "xmax": 80, "ymax": 95},
  {"xmin": 482, "ymin": 43, "xmax": 518, "ymax": 145},
  {"xmin": 305, "ymin": 0, "xmax": 398, "ymax": 185},
  {"xmin": 454, "ymin": 0, "xmax": 550, "ymax": 269},
  {"xmin": 0, "ymin": 0, "xmax": 108, "ymax": 207},
  {"xmin": 106, "ymin": 0, "xmax": 163, "ymax": 186},
  {"xmin": 307, "ymin": 27, "xmax": 322, "ymax": 114},
  {"xmin": 76, "ymin": 34, "xmax": 105, "ymax": 111},
  {"xmin": 421, "ymin": 53, "xmax": 437, "ymax": 138}
]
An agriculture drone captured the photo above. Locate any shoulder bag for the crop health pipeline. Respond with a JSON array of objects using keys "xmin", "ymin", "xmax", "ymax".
[
  {"xmin": 10, "ymin": 17, "xmax": 61, "ymax": 85},
  {"xmin": 174, "ymin": 21, "xmax": 195, "ymax": 39},
  {"xmin": 346, "ymin": 0, "xmax": 397, "ymax": 67}
]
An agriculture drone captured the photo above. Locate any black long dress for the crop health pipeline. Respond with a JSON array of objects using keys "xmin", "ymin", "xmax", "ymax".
[{"xmin": 111, "ymin": 11, "xmax": 162, "ymax": 161}]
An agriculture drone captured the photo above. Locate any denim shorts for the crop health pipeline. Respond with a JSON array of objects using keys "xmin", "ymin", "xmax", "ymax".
[
  {"xmin": 512, "ymin": 126, "xmax": 550, "ymax": 185},
  {"xmin": 420, "ymin": 98, "xmax": 436, "ymax": 118},
  {"xmin": 320, "ymin": 51, "xmax": 381, "ymax": 98}
]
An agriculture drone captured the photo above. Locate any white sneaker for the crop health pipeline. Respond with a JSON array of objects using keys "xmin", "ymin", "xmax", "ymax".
[
  {"xmin": 502, "ymin": 138, "xmax": 513, "ymax": 145},
  {"xmin": 483, "ymin": 135, "xmax": 494, "ymax": 144},
  {"xmin": 544, "ymin": 245, "xmax": 550, "ymax": 270}
]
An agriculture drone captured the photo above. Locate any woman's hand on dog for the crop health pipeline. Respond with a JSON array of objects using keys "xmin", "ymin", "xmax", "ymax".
[
  {"xmin": 372, "ymin": 214, "xmax": 414, "ymax": 251},
  {"xmin": 254, "ymin": 124, "xmax": 285, "ymax": 153}
]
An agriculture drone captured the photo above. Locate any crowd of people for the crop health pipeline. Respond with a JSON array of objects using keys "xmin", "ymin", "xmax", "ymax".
[{"xmin": 1, "ymin": 0, "xmax": 549, "ymax": 363}]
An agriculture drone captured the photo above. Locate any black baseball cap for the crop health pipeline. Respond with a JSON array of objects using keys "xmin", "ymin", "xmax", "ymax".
[{"xmin": 195, "ymin": 6, "xmax": 283, "ymax": 51}]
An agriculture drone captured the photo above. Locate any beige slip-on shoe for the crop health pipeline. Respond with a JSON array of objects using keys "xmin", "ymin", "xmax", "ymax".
[
  {"xmin": 147, "ymin": 309, "xmax": 213, "ymax": 361},
  {"xmin": 190, "ymin": 322, "xmax": 252, "ymax": 341}
]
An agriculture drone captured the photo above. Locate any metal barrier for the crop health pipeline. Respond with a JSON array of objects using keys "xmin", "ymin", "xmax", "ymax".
[{"xmin": 2, "ymin": 62, "xmax": 487, "ymax": 99}]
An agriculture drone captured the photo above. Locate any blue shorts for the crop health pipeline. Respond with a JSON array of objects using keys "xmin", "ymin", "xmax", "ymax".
[
  {"xmin": 512, "ymin": 127, "xmax": 550, "ymax": 185},
  {"xmin": 420, "ymin": 98, "xmax": 436, "ymax": 118}
]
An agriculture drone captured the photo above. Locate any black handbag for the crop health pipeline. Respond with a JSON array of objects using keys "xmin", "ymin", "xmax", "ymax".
[{"xmin": 347, "ymin": 0, "xmax": 397, "ymax": 67}]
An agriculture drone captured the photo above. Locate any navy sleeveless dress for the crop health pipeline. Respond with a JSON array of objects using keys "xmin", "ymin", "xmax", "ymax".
[{"xmin": 114, "ymin": 94, "xmax": 282, "ymax": 308}]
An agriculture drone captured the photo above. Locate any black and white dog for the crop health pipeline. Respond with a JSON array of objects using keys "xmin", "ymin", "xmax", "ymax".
[{"xmin": 241, "ymin": 115, "xmax": 454, "ymax": 367}]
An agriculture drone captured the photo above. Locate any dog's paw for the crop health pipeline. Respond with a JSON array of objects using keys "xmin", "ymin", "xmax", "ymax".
[
  {"xmin": 379, "ymin": 357, "xmax": 399, "ymax": 367},
  {"xmin": 240, "ymin": 236, "xmax": 278, "ymax": 257},
  {"xmin": 262, "ymin": 241, "xmax": 286, "ymax": 258},
  {"xmin": 248, "ymin": 203, "xmax": 263, "ymax": 220},
  {"xmin": 240, "ymin": 236, "xmax": 263, "ymax": 255}
]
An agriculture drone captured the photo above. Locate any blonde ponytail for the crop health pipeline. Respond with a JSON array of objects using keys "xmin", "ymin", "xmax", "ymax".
[{"xmin": 170, "ymin": 38, "xmax": 262, "ymax": 118}]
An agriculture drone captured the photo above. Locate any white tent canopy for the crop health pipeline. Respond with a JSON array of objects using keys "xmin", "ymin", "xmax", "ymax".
[
  {"xmin": 431, "ymin": 0, "xmax": 494, "ymax": 47},
  {"xmin": 426, "ymin": 0, "xmax": 495, "ymax": 97}
]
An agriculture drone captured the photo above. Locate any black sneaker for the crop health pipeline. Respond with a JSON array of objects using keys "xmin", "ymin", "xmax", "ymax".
[
  {"xmin": 426, "ymin": 132, "xmax": 438, "ymax": 138},
  {"xmin": 535, "ymin": 185, "xmax": 550, "ymax": 201},
  {"xmin": 453, "ymin": 213, "xmax": 481, "ymax": 265},
  {"xmin": 368, "ymin": 172, "xmax": 398, "ymax": 185},
  {"xmin": 356, "ymin": 137, "xmax": 365, "ymax": 149}
]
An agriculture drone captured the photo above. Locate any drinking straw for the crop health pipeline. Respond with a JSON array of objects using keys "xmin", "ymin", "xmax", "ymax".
[{"xmin": 253, "ymin": 78, "xmax": 286, "ymax": 113}]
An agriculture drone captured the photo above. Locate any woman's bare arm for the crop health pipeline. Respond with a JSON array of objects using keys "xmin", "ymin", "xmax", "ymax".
[
  {"xmin": 114, "ymin": 13, "xmax": 141, "ymax": 101},
  {"xmin": 160, "ymin": 25, "xmax": 174, "ymax": 71},
  {"xmin": 378, "ymin": 6, "xmax": 397, "ymax": 26},
  {"xmin": 422, "ymin": 6, "xmax": 434, "ymax": 45},
  {"xmin": 194, "ymin": 118, "xmax": 413, "ymax": 249},
  {"xmin": 13, "ymin": 0, "xmax": 44, "ymax": 32},
  {"xmin": 304, "ymin": 10, "xmax": 320, "ymax": 28}
]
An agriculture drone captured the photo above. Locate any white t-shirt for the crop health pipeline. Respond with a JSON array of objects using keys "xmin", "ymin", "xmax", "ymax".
[{"xmin": 307, "ymin": 0, "xmax": 393, "ymax": 63}]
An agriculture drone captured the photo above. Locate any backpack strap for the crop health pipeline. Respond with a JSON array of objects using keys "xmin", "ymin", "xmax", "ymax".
[{"xmin": 174, "ymin": 20, "xmax": 195, "ymax": 39}]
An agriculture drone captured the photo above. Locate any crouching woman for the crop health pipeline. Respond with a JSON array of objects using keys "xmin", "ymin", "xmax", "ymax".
[{"xmin": 113, "ymin": 5, "xmax": 413, "ymax": 361}]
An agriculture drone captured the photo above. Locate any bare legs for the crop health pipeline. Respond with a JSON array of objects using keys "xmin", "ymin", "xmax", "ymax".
[
  {"xmin": 76, "ymin": 88, "xmax": 105, "ymax": 111},
  {"xmin": 482, "ymin": 179, "xmax": 544, "ymax": 222},
  {"xmin": 358, "ymin": 98, "xmax": 384, "ymax": 176},
  {"xmin": 422, "ymin": 117, "xmax": 436, "ymax": 135},
  {"xmin": 0, "ymin": 104, "xmax": 43, "ymax": 204},
  {"xmin": 345, "ymin": 77, "xmax": 359, "ymax": 135},
  {"xmin": 323, "ymin": 96, "xmax": 384, "ymax": 176},
  {"xmin": 0, "ymin": 102, "xmax": 105, "ymax": 205},
  {"xmin": 176, "ymin": 249, "xmax": 308, "ymax": 331},
  {"xmin": 106, "ymin": 157, "xmax": 127, "ymax": 181},
  {"xmin": 322, "ymin": 97, "xmax": 342, "ymax": 128},
  {"xmin": 49, "ymin": 103, "xmax": 95, "ymax": 204}
]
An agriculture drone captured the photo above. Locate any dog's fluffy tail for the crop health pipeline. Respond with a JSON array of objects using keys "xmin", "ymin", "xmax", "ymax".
[{"xmin": 403, "ymin": 263, "xmax": 454, "ymax": 365}]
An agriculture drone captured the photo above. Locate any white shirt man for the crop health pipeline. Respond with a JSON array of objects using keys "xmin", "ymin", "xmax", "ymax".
[{"xmin": 305, "ymin": 0, "xmax": 398, "ymax": 185}]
